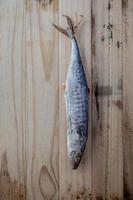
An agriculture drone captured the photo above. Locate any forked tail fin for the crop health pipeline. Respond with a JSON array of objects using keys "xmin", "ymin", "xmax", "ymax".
[
  {"xmin": 52, "ymin": 23, "xmax": 70, "ymax": 37},
  {"xmin": 52, "ymin": 15, "xmax": 82, "ymax": 39}
]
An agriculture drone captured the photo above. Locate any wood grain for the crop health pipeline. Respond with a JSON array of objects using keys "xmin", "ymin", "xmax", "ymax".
[
  {"xmin": 58, "ymin": 0, "xmax": 92, "ymax": 199},
  {"xmin": 39, "ymin": 165, "xmax": 56, "ymax": 199},
  {"xmin": 0, "ymin": 0, "xmax": 133, "ymax": 199},
  {"xmin": 122, "ymin": 0, "xmax": 133, "ymax": 199},
  {"xmin": 92, "ymin": 0, "xmax": 123, "ymax": 199},
  {"xmin": 0, "ymin": 0, "xmax": 59, "ymax": 199},
  {"xmin": 36, "ymin": 0, "xmax": 53, "ymax": 8}
]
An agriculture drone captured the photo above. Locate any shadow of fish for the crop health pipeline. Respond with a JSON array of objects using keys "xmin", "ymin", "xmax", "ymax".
[{"xmin": 53, "ymin": 16, "xmax": 89, "ymax": 169}]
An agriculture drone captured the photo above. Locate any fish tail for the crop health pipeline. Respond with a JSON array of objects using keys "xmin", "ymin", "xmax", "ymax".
[
  {"xmin": 52, "ymin": 23, "xmax": 70, "ymax": 37},
  {"xmin": 52, "ymin": 15, "xmax": 75, "ymax": 39}
]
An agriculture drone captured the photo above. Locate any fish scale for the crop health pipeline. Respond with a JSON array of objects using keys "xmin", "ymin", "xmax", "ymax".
[
  {"xmin": 53, "ymin": 16, "xmax": 89, "ymax": 169},
  {"xmin": 65, "ymin": 38, "xmax": 89, "ymax": 159}
]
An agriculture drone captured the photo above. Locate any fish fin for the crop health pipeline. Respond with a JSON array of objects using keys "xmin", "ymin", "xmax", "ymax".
[
  {"xmin": 62, "ymin": 15, "xmax": 74, "ymax": 34},
  {"xmin": 74, "ymin": 15, "xmax": 84, "ymax": 31},
  {"xmin": 62, "ymin": 83, "xmax": 66, "ymax": 91},
  {"xmin": 59, "ymin": 83, "xmax": 66, "ymax": 91},
  {"xmin": 53, "ymin": 15, "xmax": 84, "ymax": 38},
  {"xmin": 53, "ymin": 16, "xmax": 75, "ymax": 39},
  {"xmin": 52, "ymin": 23, "xmax": 69, "ymax": 37}
]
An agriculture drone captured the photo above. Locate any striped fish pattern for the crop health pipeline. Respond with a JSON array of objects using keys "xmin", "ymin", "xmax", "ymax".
[{"xmin": 53, "ymin": 16, "xmax": 89, "ymax": 169}]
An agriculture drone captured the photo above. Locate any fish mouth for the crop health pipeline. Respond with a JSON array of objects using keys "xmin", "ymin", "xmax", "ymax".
[
  {"xmin": 71, "ymin": 161, "xmax": 80, "ymax": 169},
  {"xmin": 70, "ymin": 152, "xmax": 82, "ymax": 169}
]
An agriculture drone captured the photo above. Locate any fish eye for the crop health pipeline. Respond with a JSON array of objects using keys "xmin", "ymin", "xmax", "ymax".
[
  {"xmin": 70, "ymin": 151, "xmax": 82, "ymax": 169},
  {"xmin": 75, "ymin": 153, "xmax": 81, "ymax": 161}
]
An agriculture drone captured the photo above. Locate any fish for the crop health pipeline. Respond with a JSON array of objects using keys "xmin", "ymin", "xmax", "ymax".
[{"xmin": 53, "ymin": 16, "xmax": 89, "ymax": 169}]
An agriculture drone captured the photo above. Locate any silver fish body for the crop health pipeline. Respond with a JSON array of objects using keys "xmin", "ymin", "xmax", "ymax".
[
  {"xmin": 53, "ymin": 16, "xmax": 89, "ymax": 169},
  {"xmin": 65, "ymin": 38, "xmax": 89, "ymax": 169}
]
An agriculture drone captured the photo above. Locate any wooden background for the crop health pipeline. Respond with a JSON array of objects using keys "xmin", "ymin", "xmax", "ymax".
[{"xmin": 0, "ymin": 0, "xmax": 132, "ymax": 199}]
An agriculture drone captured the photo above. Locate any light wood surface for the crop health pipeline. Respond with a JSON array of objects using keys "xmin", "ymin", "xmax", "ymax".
[
  {"xmin": 58, "ymin": 0, "xmax": 91, "ymax": 199},
  {"xmin": 0, "ymin": 0, "xmax": 132, "ymax": 199}
]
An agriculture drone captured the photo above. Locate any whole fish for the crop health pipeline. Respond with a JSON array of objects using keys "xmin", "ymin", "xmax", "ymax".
[{"xmin": 53, "ymin": 16, "xmax": 89, "ymax": 169}]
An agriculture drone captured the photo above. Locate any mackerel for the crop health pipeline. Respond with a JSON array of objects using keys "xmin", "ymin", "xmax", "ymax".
[{"xmin": 53, "ymin": 16, "xmax": 89, "ymax": 169}]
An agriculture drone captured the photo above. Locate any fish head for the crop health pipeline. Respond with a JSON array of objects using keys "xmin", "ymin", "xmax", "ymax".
[
  {"xmin": 69, "ymin": 150, "xmax": 82, "ymax": 169},
  {"xmin": 68, "ymin": 126, "xmax": 86, "ymax": 169},
  {"xmin": 68, "ymin": 128, "xmax": 84, "ymax": 169}
]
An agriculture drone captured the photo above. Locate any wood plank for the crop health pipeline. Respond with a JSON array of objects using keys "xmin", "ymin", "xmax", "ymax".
[
  {"xmin": 1, "ymin": 0, "xmax": 133, "ymax": 199},
  {"xmin": 26, "ymin": 1, "xmax": 59, "ymax": 199},
  {"xmin": 0, "ymin": 1, "xmax": 27, "ymax": 199},
  {"xmin": 0, "ymin": 0, "xmax": 59, "ymax": 199},
  {"xmin": 122, "ymin": 0, "xmax": 133, "ymax": 199},
  {"xmin": 91, "ymin": 0, "xmax": 123, "ymax": 199},
  {"xmin": 58, "ymin": 0, "xmax": 92, "ymax": 199}
]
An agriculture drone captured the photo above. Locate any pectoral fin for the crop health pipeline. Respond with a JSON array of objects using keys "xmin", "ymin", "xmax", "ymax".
[{"xmin": 62, "ymin": 83, "xmax": 66, "ymax": 90}]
